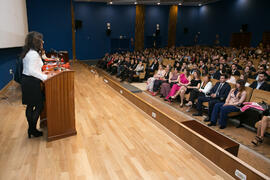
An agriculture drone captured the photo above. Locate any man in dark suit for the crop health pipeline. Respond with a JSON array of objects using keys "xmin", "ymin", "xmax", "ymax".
[
  {"xmin": 145, "ymin": 58, "xmax": 159, "ymax": 79},
  {"xmin": 249, "ymin": 72, "xmax": 270, "ymax": 91},
  {"xmin": 252, "ymin": 65, "xmax": 270, "ymax": 81},
  {"xmin": 231, "ymin": 64, "xmax": 240, "ymax": 76},
  {"xmin": 192, "ymin": 74, "xmax": 231, "ymax": 121}
]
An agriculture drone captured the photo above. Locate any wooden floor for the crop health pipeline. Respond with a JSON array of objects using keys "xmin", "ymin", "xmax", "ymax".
[
  {"xmin": 0, "ymin": 63, "xmax": 229, "ymax": 180},
  {"xmin": 91, "ymin": 64, "xmax": 270, "ymax": 177},
  {"xmin": 137, "ymin": 92, "xmax": 270, "ymax": 176}
]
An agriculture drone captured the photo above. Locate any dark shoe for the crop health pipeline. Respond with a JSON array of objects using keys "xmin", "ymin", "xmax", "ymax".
[
  {"xmin": 207, "ymin": 122, "xmax": 216, "ymax": 126},
  {"xmin": 160, "ymin": 95, "xmax": 164, "ymax": 98},
  {"xmin": 219, "ymin": 126, "xmax": 226, "ymax": 129},
  {"xmin": 28, "ymin": 129, "xmax": 43, "ymax": 138},
  {"xmin": 192, "ymin": 113, "xmax": 202, "ymax": 116},
  {"xmin": 204, "ymin": 117, "xmax": 210, "ymax": 122},
  {"xmin": 251, "ymin": 136, "xmax": 264, "ymax": 146}
]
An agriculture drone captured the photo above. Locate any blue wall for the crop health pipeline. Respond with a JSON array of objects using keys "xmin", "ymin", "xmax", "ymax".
[
  {"xmin": 26, "ymin": 0, "xmax": 73, "ymax": 58},
  {"xmin": 176, "ymin": 0, "xmax": 270, "ymax": 46},
  {"xmin": 0, "ymin": 48, "xmax": 21, "ymax": 90},
  {"xmin": 144, "ymin": 5, "xmax": 170, "ymax": 48},
  {"xmin": 74, "ymin": 3, "xmax": 135, "ymax": 60},
  {"xmin": 176, "ymin": 6, "xmax": 200, "ymax": 46}
]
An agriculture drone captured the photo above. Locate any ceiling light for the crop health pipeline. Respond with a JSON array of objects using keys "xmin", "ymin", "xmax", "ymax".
[
  {"xmin": 157, "ymin": 2, "xmax": 160, "ymax": 5},
  {"xmin": 198, "ymin": 3, "xmax": 202, "ymax": 6},
  {"xmin": 109, "ymin": 1, "xmax": 113, "ymax": 4},
  {"xmin": 134, "ymin": 1, "xmax": 137, "ymax": 4},
  {"xmin": 178, "ymin": 3, "xmax": 182, "ymax": 5}
]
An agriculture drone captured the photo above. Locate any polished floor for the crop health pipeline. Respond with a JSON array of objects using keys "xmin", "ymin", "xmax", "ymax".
[
  {"xmin": 93, "ymin": 63, "xmax": 270, "ymax": 177},
  {"xmin": 0, "ymin": 63, "xmax": 227, "ymax": 180}
]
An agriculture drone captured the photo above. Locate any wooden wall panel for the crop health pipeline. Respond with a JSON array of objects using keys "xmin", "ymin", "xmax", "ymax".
[
  {"xmin": 168, "ymin": 5, "xmax": 178, "ymax": 47},
  {"xmin": 135, "ymin": 5, "xmax": 145, "ymax": 51},
  {"xmin": 262, "ymin": 32, "xmax": 270, "ymax": 46},
  {"xmin": 71, "ymin": 0, "xmax": 76, "ymax": 62},
  {"xmin": 230, "ymin": 32, "xmax": 252, "ymax": 48}
]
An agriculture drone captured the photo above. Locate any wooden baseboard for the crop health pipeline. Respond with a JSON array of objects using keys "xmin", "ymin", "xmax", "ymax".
[
  {"xmin": 91, "ymin": 65, "xmax": 269, "ymax": 180},
  {"xmin": 0, "ymin": 80, "xmax": 14, "ymax": 96}
]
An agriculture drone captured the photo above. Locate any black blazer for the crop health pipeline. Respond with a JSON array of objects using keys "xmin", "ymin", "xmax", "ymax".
[
  {"xmin": 149, "ymin": 62, "xmax": 159, "ymax": 71},
  {"xmin": 210, "ymin": 82, "xmax": 231, "ymax": 101},
  {"xmin": 231, "ymin": 70, "xmax": 240, "ymax": 76},
  {"xmin": 249, "ymin": 81, "xmax": 270, "ymax": 91}
]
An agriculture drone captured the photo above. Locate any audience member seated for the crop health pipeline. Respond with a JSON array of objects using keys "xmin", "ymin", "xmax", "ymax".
[
  {"xmin": 176, "ymin": 70, "xmax": 201, "ymax": 107},
  {"xmin": 231, "ymin": 64, "xmax": 240, "ymax": 76},
  {"xmin": 146, "ymin": 65, "xmax": 165, "ymax": 92},
  {"xmin": 249, "ymin": 72, "xmax": 270, "ymax": 91},
  {"xmin": 192, "ymin": 74, "xmax": 231, "ymax": 122},
  {"xmin": 239, "ymin": 73, "xmax": 250, "ymax": 87},
  {"xmin": 117, "ymin": 57, "xmax": 131, "ymax": 78},
  {"xmin": 243, "ymin": 66, "xmax": 253, "ymax": 78},
  {"xmin": 120, "ymin": 59, "xmax": 137, "ymax": 82},
  {"xmin": 152, "ymin": 65, "xmax": 171, "ymax": 96},
  {"xmin": 145, "ymin": 59, "xmax": 159, "ymax": 79},
  {"xmin": 253, "ymin": 65, "xmax": 270, "ymax": 81},
  {"xmin": 127, "ymin": 61, "xmax": 144, "ymax": 83},
  {"xmin": 208, "ymin": 79, "xmax": 247, "ymax": 129},
  {"xmin": 213, "ymin": 64, "xmax": 225, "ymax": 80},
  {"xmin": 251, "ymin": 116, "xmax": 270, "ymax": 146},
  {"xmin": 165, "ymin": 68, "xmax": 190, "ymax": 103},
  {"xmin": 247, "ymin": 60, "xmax": 256, "ymax": 72},
  {"xmin": 226, "ymin": 70, "xmax": 236, "ymax": 84},
  {"xmin": 185, "ymin": 75, "xmax": 213, "ymax": 112},
  {"xmin": 199, "ymin": 60, "xmax": 208, "ymax": 75},
  {"xmin": 160, "ymin": 68, "xmax": 179, "ymax": 98}
]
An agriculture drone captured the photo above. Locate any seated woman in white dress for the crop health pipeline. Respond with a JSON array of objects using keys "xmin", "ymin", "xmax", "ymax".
[{"xmin": 147, "ymin": 65, "xmax": 166, "ymax": 92}]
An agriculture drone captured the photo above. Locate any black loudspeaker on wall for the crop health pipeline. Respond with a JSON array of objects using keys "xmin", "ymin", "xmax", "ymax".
[
  {"xmin": 156, "ymin": 29, "xmax": 160, "ymax": 36},
  {"xmin": 241, "ymin": 24, "xmax": 248, "ymax": 32},
  {"xmin": 184, "ymin": 27, "xmax": 189, "ymax": 34},
  {"xmin": 75, "ymin": 20, "xmax": 82, "ymax": 30},
  {"xmin": 106, "ymin": 29, "xmax": 111, "ymax": 36}
]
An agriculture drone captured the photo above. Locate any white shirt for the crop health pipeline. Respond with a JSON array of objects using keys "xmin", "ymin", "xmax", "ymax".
[
  {"xmin": 199, "ymin": 81, "xmax": 213, "ymax": 94},
  {"xmin": 226, "ymin": 76, "xmax": 236, "ymax": 84},
  {"xmin": 256, "ymin": 81, "xmax": 264, "ymax": 89},
  {"xmin": 22, "ymin": 49, "xmax": 48, "ymax": 81},
  {"xmin": 245, "ymin": 82, "xmax": 250, "ymax": 87}
]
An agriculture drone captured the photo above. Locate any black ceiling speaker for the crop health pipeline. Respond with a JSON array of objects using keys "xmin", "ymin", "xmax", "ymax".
[
  {"xmin": 242, "ymin": 24, "xmax": 248, "ymax": 32},
  {"xmin": 156, "ymin": 29, "xmax": 160, "ymax": 36},
  {"xmin": 75, "ymin": 20, "xmax": 82, "ymax": 30},
  {"xmin": 184, "ymin": 27, "xmax": 189, "ymax": 34},
  {"xmin": 106, "ymin": 29, "xmax": 111, "ymax": 36}
]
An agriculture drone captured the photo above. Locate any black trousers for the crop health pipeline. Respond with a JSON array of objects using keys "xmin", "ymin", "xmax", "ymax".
[
  {"xmin": 189, "ymin": 90, "xmax": 205, "ymax": 103},
  {"xmin": 153, "ymin": 80, "xmax": 165, "ymax": 92},
  {"xmin": 21, "ymin": 75, "xmax": 44, "ymax": 132},
  {"xmin": 196, "ymin": 96, "xmax": 222, "ymax": 118},
  {"xmin": 26, "ymin": 101, "xmax": 44, "ymax": 132}
]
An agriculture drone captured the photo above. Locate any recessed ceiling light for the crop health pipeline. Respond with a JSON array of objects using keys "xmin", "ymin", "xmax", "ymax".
[
  {"xmin": 109, "ymin": 1, "xmax": 113, "ymax": 4},
  {"xmin": 178, "ymin": 3, "xmax": 182, "ymax": 5},
  {"xmin": 134, "ymin": 1, "xmax": 137, "ymax": 4},
  {"xmin": 198, "ymin": 3, "xmax": 202, "ymax": 6},
  {"xmin": 157, "ymin": 2, "xmax": 160, "ymax": 5}
]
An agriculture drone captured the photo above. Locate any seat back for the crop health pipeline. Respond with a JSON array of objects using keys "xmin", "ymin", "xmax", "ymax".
[{"xmin": 250, "ymin": 89, "xmax": 270, "ymax": 104}]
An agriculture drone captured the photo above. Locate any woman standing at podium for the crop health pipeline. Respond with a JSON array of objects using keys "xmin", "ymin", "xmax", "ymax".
[{"xmin": 21, "ymin": 31, "xmax": 51, "ymax": 138}]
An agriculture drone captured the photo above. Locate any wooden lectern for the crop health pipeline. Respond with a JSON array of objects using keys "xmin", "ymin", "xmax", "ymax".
[{"xmin": 41, "ymin": 70, "xmax": 77, "ymax": 141}]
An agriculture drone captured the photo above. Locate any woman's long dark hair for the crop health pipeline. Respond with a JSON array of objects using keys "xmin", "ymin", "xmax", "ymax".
[
  {"xmin": 236, "ymin": 79, "xmax": 245, "ymax": 97},
  {"xmin": 20, "ymin": 31, "xmax": 43, "ymax": 59}
]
